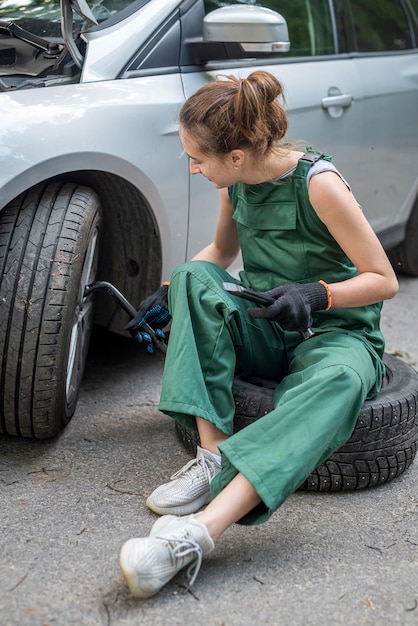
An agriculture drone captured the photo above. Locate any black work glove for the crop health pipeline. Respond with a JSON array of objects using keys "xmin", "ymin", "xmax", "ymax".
[
  {"xmin": 247, "ymin": 282, "xmax": 329, "ymax": 334},
  {"xmin": 126, "ymin": 283, "xmax": 171, "ymax": 353}
]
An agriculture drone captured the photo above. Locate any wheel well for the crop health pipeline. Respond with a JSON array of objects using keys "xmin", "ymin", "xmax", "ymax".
[{"xmin": 58, "ymin": 171, "xmax": 163, "ymax": 333}]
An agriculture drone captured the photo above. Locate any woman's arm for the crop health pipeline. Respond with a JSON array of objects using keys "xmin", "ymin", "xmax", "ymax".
[
  {"xmin": 192, "ymin": 188, "xmax": 241, "ymax": 269},
  {"xmin": 308, "ymin": 171, "xmax": 399, "ymax": 307}
]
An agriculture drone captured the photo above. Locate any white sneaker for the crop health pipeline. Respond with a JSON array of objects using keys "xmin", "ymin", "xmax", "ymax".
[
  {"xmin": 146, "ymin": 446, "xmax": 221, "ymax": 516},
  {"xmin": 119, "ymin": 515, "xmax": 214, "ymax": 598}
]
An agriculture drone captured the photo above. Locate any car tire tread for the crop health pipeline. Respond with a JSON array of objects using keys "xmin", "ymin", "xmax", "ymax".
[{"xmin": 0, "ymin": 182, "xmax": 101, "ymax": 439}]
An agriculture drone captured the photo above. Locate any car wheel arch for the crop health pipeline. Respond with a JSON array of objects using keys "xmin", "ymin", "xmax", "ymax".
[
  {"xmin": 1, "ymin": 169, "xmax": 164, "ymax": 333},
  {"xmin": 63, "ymin": 170, "xmax": 163, "ymax": 333}
]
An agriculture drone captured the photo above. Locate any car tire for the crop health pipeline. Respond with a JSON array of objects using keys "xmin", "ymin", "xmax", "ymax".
[
  {"xmin": 0, "ymin": 182, "xmax": 102, "ymax": 439},
  {"xmin": 175, "ymin": 353, "xmax": 418, "ymax": 492},
  {"xmin": 387, "ymin": 199, "xmax": 418, "ymax": 276}
]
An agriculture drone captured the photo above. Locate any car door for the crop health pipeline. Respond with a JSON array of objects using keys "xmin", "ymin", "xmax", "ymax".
[
  {"xmin": 183, "ymin": 0, "xmax": 365, "ymax": 260},
  {"xmin": 338, "ymin": 0, "xmax": 418, "ymax": 246}
]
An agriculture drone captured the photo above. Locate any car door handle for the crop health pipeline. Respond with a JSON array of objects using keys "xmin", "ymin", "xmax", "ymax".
[{"xmin": 321, "ymin": 93, "xmax": 353, "ymax": 109}]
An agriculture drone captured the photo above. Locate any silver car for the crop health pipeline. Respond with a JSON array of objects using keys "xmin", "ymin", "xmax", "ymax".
[{"xmin": 0, "ymin": 0, "xmax": 417, "ymax": 439}]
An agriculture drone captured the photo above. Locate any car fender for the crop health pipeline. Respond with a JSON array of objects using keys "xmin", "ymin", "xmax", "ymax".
[{"xmin": 0, "ymin": 75, "xmax": 189, "ymax": 277}]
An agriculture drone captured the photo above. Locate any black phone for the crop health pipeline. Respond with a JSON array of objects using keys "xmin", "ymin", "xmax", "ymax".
[{"xmin": 222, "ymin": 282, "xmax": 274, "ymax": 306}]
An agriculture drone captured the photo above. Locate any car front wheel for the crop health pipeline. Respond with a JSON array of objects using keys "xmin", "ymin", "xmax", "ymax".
[{"xmin": 0, "ymin": 182, "xmax": 102, "ymax": 439}]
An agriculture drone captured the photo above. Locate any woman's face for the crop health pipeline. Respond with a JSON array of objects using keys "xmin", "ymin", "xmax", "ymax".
[{"xmin": 180, "ymin": 130, "xmax": 237, "ymax": 189}]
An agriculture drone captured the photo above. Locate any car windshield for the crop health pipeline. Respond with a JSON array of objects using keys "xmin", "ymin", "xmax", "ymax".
[{"xmin": 0, "ymin": 0, "xmax": 137, "ymax": 37}]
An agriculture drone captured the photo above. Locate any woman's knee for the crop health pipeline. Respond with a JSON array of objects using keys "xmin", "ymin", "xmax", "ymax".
[
  {"xmin": 169, "ymin": 261, "xmax": 239, "ymax": 315},
  {"xmin": 170, "ymin": 260, "xmax": 227, "ymax": 285},
  {"xmin": 335, "ymin": 361, "xmax": 364, "ymax": 388}
]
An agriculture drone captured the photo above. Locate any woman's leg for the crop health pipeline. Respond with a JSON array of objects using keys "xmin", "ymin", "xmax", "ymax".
[
  {"xmin": 147, "ymin": 260, "xmax": 287, "ymax": 517},
  {"xmin": 119, "ymin": 472, "xmax": 261, "ymax": 598},
  {"xmin": 120, "ymin": 333, "xmax": 381, "ymax": 598},
  {"xmin": 196, "ymin": 473, "xmax": 261, "ymax": 542},
  {"xmin": 195, "ymin": 417, "xmax": 229, "ymax": 455},
  {"xmin": 211, "ymin": 332, "xmax": 381, "ymax": 526}
]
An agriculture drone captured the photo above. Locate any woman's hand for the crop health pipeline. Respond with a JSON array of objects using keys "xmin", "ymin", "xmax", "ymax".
[
  {"xmin": 247, "ymin": 281, "xmax": 329, "ymax": 334},
  {"xmin": 126, "ymin": 283, "xmax": 171, "ymax": 353}
]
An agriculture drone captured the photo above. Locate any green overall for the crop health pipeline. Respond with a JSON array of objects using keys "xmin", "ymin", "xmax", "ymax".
[{"xmin": 159, "ymin": 152, "xmax": 385, "ymax": 525}]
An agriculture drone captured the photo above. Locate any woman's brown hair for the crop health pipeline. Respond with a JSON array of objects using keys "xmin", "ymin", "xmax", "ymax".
[{"xmin": 179, "ymin": 70, "xmax": 288, "ymax": 158}]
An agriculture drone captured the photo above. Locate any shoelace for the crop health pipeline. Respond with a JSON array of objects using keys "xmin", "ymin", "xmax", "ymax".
[
  {"xmin": 158, "ymin": 535, "xmax": 203, "ymax": 588},
  {"xmin": 169, "ymin": 454, "xmax": 214, "ymax": 484}
]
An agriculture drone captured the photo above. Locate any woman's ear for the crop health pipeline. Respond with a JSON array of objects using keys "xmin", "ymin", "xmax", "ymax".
[{"xmin": 230, "ymin": 150, "xmax": 245, "ymax": 167}]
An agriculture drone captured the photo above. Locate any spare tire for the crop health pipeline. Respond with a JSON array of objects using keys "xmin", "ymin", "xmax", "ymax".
[{"xmin": 175, "ymin": 353, "xmax": 418, "ymax": 492}]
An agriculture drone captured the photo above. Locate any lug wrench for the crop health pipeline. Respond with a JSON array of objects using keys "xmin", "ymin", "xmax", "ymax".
[{"xmin": 83, "ymin": 281, "xmax": 167, "ymax": 353}]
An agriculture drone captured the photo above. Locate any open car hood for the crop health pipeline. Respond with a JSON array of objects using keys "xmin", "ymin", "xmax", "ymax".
[{"xmin": 0, "ymin": 0, "xmax": 98, "ymax": 90}]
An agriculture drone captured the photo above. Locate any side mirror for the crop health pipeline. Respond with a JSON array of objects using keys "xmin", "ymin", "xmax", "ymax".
[{"xmin": 203, "ymin": 5, "xmax": 289, "ymax": 54}]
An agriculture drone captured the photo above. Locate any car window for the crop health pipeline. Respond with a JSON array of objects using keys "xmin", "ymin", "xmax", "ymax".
[
  {"xmin": 203, "ymin": 0, "xmax": 335, "ymax": 56},
  {"xmin": 347, "ymin": 0, "xmax": 412, "ymax": 51}
]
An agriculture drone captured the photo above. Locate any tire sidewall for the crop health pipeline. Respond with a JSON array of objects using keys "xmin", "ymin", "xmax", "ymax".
[{"xmin": 55, "ymin": 188, "xmax": 102, "ymax": 422}]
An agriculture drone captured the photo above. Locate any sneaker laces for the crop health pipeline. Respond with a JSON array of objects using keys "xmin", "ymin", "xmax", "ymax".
[
  {"xmin": 157, "ymin": 534, "xmax": 203, "ymax": 588},
  {"xmin": 169, "ymin": 453, "xmax": 215, "ymax": 485}
]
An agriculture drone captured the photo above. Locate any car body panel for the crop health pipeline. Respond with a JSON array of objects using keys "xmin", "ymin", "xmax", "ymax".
[
  {"xmin": 81, "ymin": 0, "xmax": 182, "ymax": 82},
  {"xmin": 0, "ymin": 75, "xmax": 189, "ymax": 278},
  {"xmin": 352, "ymin": 52, "xmax": 418, "ymax": 232}
]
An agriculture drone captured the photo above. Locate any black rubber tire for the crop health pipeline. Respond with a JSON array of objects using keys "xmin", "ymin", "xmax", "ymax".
[
  {"xmin": 0, "ymin": 182, "xmax": 102, "ymax": 439},
  {"xmin": 387, "ymin": 198, "xmax": 418, "ymax": 276},
  {"xmin": 176, "ymin": 353, "xmax": 418, "ymax": 492}
]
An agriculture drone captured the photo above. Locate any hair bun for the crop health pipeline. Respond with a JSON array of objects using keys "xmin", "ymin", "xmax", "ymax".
[{"xmin": 179, "ymin": 70, "xmax": 288, "ymax": 157}]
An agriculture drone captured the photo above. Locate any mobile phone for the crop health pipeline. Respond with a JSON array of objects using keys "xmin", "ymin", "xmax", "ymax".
[{"xmin": 223, "ymin": 282, "xmax": 275, "ymax": 306}]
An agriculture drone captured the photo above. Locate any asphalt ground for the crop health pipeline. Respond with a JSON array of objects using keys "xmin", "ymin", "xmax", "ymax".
[{"xmin": 1, "ymin": 276, "xmax": 417, "ymax": 626}]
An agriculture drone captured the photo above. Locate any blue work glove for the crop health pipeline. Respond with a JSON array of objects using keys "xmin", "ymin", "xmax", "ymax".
[
  {"xmin": 126, "ymin": 283, "xmax": 171, "ymax": 353},
  {"xmin": 247, "ymin": 281, "xmax": 330, "ymax": 334}
]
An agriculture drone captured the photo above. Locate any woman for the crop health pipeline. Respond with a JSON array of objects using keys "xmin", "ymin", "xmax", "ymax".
[{"xmin": 119, "ymin": 71, "xmax": 398, "ymax": 598}]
